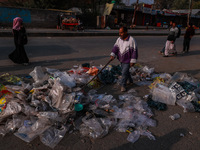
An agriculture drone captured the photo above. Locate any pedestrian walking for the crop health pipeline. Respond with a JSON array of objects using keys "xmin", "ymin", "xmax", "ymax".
[
  {"xmin": 110, "ymin": 26, "xmax": 138, "ymax": 92},
  {"xmin": 159, "ymin": 20, "xmax": 173, "ymax": 55},
  {"xmin": 9, "ymin": 17, "xmax": 29, "ymax": 65},
  {"xmin": 182, "ymin": 23, "xmax": 195, "ymax": 54},
  {"xmin": 163, "ymin": 22, "xmax": 179, "ymax": 57}
]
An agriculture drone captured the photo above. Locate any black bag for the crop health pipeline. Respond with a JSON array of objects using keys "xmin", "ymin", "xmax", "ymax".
[{"xmin": 18, "ymin": 27, "xmax": 28, "ymax": 45}]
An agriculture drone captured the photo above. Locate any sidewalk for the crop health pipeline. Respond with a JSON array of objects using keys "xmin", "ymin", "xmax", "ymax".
[{"xmin": 0, "ymin": 27, "xmax": 199, "ymax": 37}]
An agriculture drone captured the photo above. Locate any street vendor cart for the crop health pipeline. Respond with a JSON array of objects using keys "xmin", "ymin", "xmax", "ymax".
[
  {"xmin": 62, "ymin": 22, "xmax": 79, "ymax": 30},
  {"xmin": 61, "ymin": 14, "xmax": 79, "ymax": 31}
]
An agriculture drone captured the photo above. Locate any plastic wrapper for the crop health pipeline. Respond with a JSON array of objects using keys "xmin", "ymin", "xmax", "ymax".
[
  {"xmin": 152, "ymin": 84, "xmax": 176, "ymax": 105},
  {"xmin": 14, "ymin": 118, "xmax": 51, "ymax": 142},
  {"xmin": 0, "ymin": 73, "xmax": 21, "ymax": 85},
  {"xmin": 169, "ymin": 82, "xmax": 198, "ymax": 102},
  {"xmin": 40, "ymin": 126, "xmax": 68, "ymax": 149},
  {"xmin": 29, "ymin": 66, "xmax": 49, "ymax": 87},
  {"xmin": 0, "ymin": 101, "xmax": 22, "ymax": 122}
]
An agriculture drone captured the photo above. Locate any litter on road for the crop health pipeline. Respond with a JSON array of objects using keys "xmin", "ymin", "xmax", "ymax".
[{"xmin": 0, "ymin": 63, "xmax": 200, "ymax": 148}]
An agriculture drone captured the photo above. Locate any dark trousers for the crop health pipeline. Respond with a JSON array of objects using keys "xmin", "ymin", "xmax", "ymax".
[
  {"xmin": 121, "ymin": 63, "xmax": 133, "ymax": 87},
  {"xmin": 183, "ymin": 38, "xmax": 191, "ymax": 52}
]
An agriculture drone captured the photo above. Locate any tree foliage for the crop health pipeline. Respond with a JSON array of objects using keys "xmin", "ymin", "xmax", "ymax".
[
  {"xmin": 1, "ymin": 0, "xmax": 199, "ymax": 10},
  {"xmin": 155, "ymin": 0, "xmax": 200, "ymax": 10}
]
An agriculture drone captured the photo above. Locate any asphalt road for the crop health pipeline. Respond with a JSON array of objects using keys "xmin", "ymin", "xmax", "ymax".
[
  {"xmin": 1, "ymin": 35, "xmax": 200, "ymax": 77},
  {"xmin": 0, "ymin": 36, "xmax": 200, "ymax": 150}
]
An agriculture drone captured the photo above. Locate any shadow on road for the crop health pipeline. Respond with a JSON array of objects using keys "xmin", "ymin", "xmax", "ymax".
[
  {"xmin": 0, "ymin": 45, "xmax": 78, "ymax": 61},
  {"xmin": 111, "ymin": 128, "xmax": 187, "ymax": 150},
  {"xmin": 177, "ymin": 49, "xmax": 200, "ymax": 57},
  {"xmin": 0, "ymin": 55, "xmax": 109, "ymax": 75}
]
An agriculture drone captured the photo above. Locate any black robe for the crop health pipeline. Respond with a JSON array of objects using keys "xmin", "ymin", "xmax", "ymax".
[{"xmin": 9, "ymin": 27, "xmax": 29, "ymax": 64}]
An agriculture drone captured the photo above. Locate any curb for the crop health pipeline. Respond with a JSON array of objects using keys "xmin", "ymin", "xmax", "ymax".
[{"xmin": 0, "ymin": 32, "xmax": 199, "ymax": 37}]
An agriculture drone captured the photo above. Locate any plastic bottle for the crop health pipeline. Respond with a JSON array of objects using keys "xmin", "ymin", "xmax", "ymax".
[{"xmin": 169, "ymin": 113, "xmax": 181, "ymax": 120}]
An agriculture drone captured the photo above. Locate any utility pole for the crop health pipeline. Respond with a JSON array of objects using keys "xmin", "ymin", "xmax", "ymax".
[
  {"xmin": 131, "ymin": 0, "xmax": 139, "ymax": 25},
  {"xmin": 187, "ymin": 0, "xmax": 193, "ymax": 26}
]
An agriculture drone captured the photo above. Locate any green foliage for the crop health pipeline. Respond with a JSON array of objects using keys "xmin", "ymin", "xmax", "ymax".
[
  {"xmin": 193, "ymin": 1, "xmax": 200, "ymax": 9},
  {"xmin": 171, "ymin": 0, "xmax": 189, "ymax": 9}
]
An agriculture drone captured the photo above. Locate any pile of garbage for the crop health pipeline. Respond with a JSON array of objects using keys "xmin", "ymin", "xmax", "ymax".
[
  {"xmin": 0, "ymin": 65, "xmax": 156, "ymax": 148},
  {"xmin": 0, "ymin": 64, "xmax": 200, "ymax": 148}
]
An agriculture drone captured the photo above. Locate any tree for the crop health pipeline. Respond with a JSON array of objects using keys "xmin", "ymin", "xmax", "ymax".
[{"xmin": 193, "ymin": 1, "xmax": 200, "ymax": 9}]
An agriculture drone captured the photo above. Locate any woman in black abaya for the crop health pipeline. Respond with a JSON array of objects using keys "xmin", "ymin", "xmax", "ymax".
[{"xmin": 9, "ymin": 17, "xmax": 29, "ymax": 65}]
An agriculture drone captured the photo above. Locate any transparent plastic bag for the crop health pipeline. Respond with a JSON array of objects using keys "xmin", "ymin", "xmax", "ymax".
[
  {"xmin": 58, "ymin": 93, "xmax": 75, "ymax": 114},
  {"xmin": 127, "ymin": 129, "xmax": 155, "ymax": 143},
  {"xmin": 140, "ymin": 130, "xmax": 156, "ymax": 140},
  {"xmin": 40, "ymin": 126, "xmax": 68, "ymax": 149},
  {"xmin": 127, "ymin": 130, "xmax": 140, "ymax": 143},
  {"xmin": 14, "ymin": 118, "xmax": 51, "ymax": 142},
  {"xmin": 47, "ymin": 68, "xmax": 76, "ymax": 88},
  {"xmin": 0, "ymin": 101, "xmax": 22, "ymax": 122},
  {"xmin": 0, "ymin": 126, "xmax": 8, "ymax": 136},
  {"xmin": 38, "ymin": 112, "xmax": 59, "ymax": 120},
  {"xmin": 5, "ymin": 115, "xmax": 25, "ymax": 132},
  {"xmin": 176, "ymin": 99, "xmax": 195, "ymax": 113},
  {"xmin": 49, "ymin": 79, "xmax": 65, "ymax": 109},
  {"xmin": 29, "ymin": 66, "xmax": 49, "ymax": 87},
  {"xmin": 142, "ymin": 66, "xmax": 154, "ymax": 75},
  {"xmin": 80, "ymin": 118, "xmax": 105, "ymax": 139},
  {"xmin": 152, "ymin": 84, "xmax": 176, "ymax": 105},
  {"xmin": 169, "ymin": 72, "xmax": 200, "ymax": 87}
]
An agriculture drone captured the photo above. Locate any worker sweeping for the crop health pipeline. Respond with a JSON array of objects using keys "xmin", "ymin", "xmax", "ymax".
[{"xmin": 110, "ymin": 26, "xmax": 138, "ymax": 92}]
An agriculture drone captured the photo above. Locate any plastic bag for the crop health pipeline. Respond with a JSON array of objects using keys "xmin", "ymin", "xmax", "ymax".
[
  {"xmin": 5, "ymin": 115, "xmax": 25, "ymax": 132},
  {"xmin": 0, "ymin": 101, "xmax": 22, "ymax": 122},
  {"xmin": 47, "ymin": 68, "xmax": 76, "ymax": 88},
  {"xmin": 49, "ymin": 79, "xmax": 65, "ymax": 109},
  {"xmin": 38, "ymin": 112, "xmax": 59, "ymax": 120},
  {"xmin": 142, "ymin": 66, "xmax": 154, "ymax": 75},
  {"xmin": 176, "ymin": 99, "xmax": 195, "ymax": 113},
  {"xmin": 80, "ymin": 118, "xmax": 105, "ymax": 139},
  {"xmin": 58, "ymin": 93, "xmax": 75, "ymax": 114},
  {"xmin": 29, "ymin": 66, "xmax": 49, "ymax": 87},
  {"xmin": 169, "ymin": 72, "xmax": 200, "ymax": 87},
  {"xmin": 127, "ymin": 130, "xmax": 140, "ymax": 143},
  {"xmin": 127, "ymin": 129, "xmax": 155, "ymax": 143},
  {"xmin": 14, "ymin": 118, "xmax": 51, "ymax": 142},
  {"xmin": 152, "ymin": 84, "xmax": 176, "ymax": 105},
  {"xmin": 40, "ymin": 126, "xmax": 68, "ymax": 149},
  {"xmin": 0, "ymin": 126, "xmax": 8, "ymax": 136}
]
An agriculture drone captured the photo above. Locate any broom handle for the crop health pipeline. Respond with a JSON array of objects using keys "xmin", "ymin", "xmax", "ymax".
[{"xmin": 82, "ymin": 59, "xmax": 112, "ymax": 89}]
